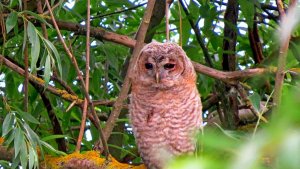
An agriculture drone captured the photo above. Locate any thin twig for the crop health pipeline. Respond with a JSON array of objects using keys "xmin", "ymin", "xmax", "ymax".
[
  {"xmin": 37, "ymin": 0, "xmax": 49, "ymax": 39},
  {"xmin": 165, "ymin": 0, "xmax": 172, "ymax": 41},
  {"xmin": 44, "ymin": 0, "xmax": 109, "ymax": 157},
  {"xmin": 179, "ymin": 0, "xmax": 213, "ymax": 67},
  {"xmin": 92, "ymin": 2, "xmax": 147, "ymax": 20},
  {"xmin": 36, "ymin": 0, "xmax": 68, "ymax": 152},
  {"xmin": 275, "ymin": 0, "xmax": 286, "ymax": 17},
  {"xmin": 0, "ymin": 55, "xmax": 129, "ymax": 110},
  {"xmin": 23, "ymin": 0, "xmax": 29, "ymax": 112},
  {"xmin": 43, "ymin": 0, "xmax": 64, "ymax": 15},
  {"xmin": 76, "ymin": 0, "xmax": 91, "ymax": 152},
  {"xmin": 51, "ymin": 72, "xmax": 76, "ymax": 95},
  {"xmin": 236, "ymin": 83, "xmax": 268, "ymax": 123},
  {"xmin": 103, "ymin": 0, "xmax": 156, "ymax": 142},
  {"xmin": 177, "ymin": 0, "xmax": 182, "ymax": 46}
]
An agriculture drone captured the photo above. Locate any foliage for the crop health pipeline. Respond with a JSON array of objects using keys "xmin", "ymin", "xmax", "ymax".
[{"xmin": 0, "ymin": 0, "xmax": 300, "ymax": 168}]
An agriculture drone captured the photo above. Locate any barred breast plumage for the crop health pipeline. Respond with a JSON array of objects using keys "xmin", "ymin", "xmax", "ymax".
[{"xmin": 129, "ymin": 42, "xmax": 202, "ymax": 169}]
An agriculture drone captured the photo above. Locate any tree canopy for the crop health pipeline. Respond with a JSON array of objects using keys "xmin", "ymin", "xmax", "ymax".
[{"xmin": 1, "ymin": 0, "xmax": 300, "ymax": 168}]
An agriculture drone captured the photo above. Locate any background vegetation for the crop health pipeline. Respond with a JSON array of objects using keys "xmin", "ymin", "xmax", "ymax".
[{"xmin": 0, "ymin": 0, "xmax": 300, "ymax": 168}]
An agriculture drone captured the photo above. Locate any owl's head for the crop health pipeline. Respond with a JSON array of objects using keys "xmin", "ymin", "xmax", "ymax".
[{"xmin": 131, "ymin": 42, "xmax": 196, "ymax": 89}]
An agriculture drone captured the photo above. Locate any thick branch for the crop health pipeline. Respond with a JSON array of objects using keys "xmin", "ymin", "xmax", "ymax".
[
  {"xmin": 273, "ymin": 2, "xmax": 297, "ymax": 106},
  {"xmin": 248, "ymin": 15, "xmax": 264, "ymax": 64},
  {"xmin": 192, "ymin": 61, "xmax": 275, "ymax": 82},
  {"xmin": 47, "ymin": 19, "xmax": 136, "ymax": 48},
  {"xmin": 37, "ymin": 19, "xmax": 277, "ymax": 83}
]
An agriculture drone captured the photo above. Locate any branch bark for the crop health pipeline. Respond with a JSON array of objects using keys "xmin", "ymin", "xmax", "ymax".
[
  {"xmin": 102, "ymin": 0, "xmax": 156, "ymax": 142},
  {"xmin": 273, "ymin": 2, "xmax": 297, "ymax": 107},
  {"xmin": 44, "ymin": 0, "xmax": 109, "ymax": 157},
  {"xmin": 76, "ymin": 0, "xmax": 91, "ymax": 152},
  {"xmin": 179, "ymin": 0, "xmax": 213, "ymax": 67},
  {"xmin": 220, "ymin": 0, "xmax": 239, "ymax": 129}
]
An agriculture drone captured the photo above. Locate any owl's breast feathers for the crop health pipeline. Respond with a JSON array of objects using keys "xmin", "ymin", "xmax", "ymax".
[{"xmin": 130, "ymin": 84, "xmax": 202, "ymax": 168}]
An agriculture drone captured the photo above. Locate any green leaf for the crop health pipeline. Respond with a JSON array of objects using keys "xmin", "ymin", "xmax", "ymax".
[
  {"xmin": 0, "ymin": 160, "xmax": 11, "ymax": 168},
  {"xmin": 14, "ymin": 127, "xmax": 24, "ymax": 157},
  {"xmin": 238, "ymin": 0, "xmax": 255, "ymax": 29},
  {"xmin": 28, "ymin": 146, "xmax": 38, "ymax": 169},
  {"xmin": 40, "ymin": 141, "xmax": 66, "ymax": 155},
  {"xmin": 108, "ymin": 144, "xmax": 138, "ymax": 157},
  {"xmin": 43, "ymin": 38, "xmax": 62, "ymax": 77},
  {"xmin": 20, "ymin": 10, "xmax": 52, "ymax": 28},
  {"xmin": 182, "ymin": 19, "xmax": 191, "ymax": 45},
  {"xmin": 15, "ymin": 108, "xmax": 40, "ymax": 124},
  {"xmin": 19, "ymin": 139, "xmax": 28, "ymax": 169},
  {"xmin": 6, "ymin": 12, "xmax": 18, "ymax": 33},
  {"xmin": 23, "ymin": 123, "xmax": 39, "ymax": 147},
  {"xmin": 12, "ymin": 154, "xmax": 20, "ymax": 169},
  {"xmin": 2, "ymin": 113, "xmax": 14, "ymax": 136},
  {"xmin": 27, "ymin": 22, "xmax": 41, "ymax": 73},
  {"xmin": 249, "ymin": 92, "xmax": 261, "ymax": 112},
  {"xmin": 41, "ymin": 134, "xmax": 69, "ymax": 142},
  {"xmin": 3, "ymin": 130, "xmax": 15, "ymax": 147},
  {"xmin": 44, "ymin": 54, "xmax": 51, "ymax": 85}
]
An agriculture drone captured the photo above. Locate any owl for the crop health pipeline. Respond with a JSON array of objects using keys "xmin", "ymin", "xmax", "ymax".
[{"xmin": 129, "ymin": 42, "xmax": 202, "ymax": 169}]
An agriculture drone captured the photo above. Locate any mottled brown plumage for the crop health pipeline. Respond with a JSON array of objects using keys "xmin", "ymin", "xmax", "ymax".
[{"xmin": 129, "ymin": 42, "xmax": 202, "ymax": 169}]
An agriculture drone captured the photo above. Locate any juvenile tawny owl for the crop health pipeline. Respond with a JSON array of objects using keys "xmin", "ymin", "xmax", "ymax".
[{"xmin": 129, "ymin": 42, "xmax": 202, "ymax": 169}]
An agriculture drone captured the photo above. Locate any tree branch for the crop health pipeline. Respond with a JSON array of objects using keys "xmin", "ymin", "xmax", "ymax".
[
  {"xmin": 102, "ymin": 0, "xmax": 156, "ymax": 142},
  {"xmin": 23, "ymin": 0, "xmax": 29, "ymax": 113},
  {"xmin": 273, "ymin": 2, "xmax": 297, "ymax": 107},
  {"xmin": 76, "ymin": 0, "xmax": 91, "ymax": 152},
  {"xmin": 179, "ymin": 0, "xmax": 213, "ymax": 67},
  {"xmin": 92, "ymin": 2, "xmax": 147, "ymax": 20},
  {"xmin": 44, "ymin": 0, "xmax": 109, "ymax": 157}
]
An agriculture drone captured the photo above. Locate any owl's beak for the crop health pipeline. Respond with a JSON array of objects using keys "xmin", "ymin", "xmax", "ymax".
[{"xmin": 155, "ymin": 71, "xmax": 160, "ymax": 84}]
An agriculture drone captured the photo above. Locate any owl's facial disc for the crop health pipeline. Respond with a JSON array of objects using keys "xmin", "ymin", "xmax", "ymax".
[{"xmin": 142, "ymin": 55, "xmax": 182, "ymax": 87}]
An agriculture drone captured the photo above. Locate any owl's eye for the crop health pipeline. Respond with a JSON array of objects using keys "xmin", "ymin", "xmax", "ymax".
[
  {"xmin": 145, "ymin": 63, "xmax": 153, "ymax": 70},
  {"xmin": 164, "ymin": 63, "xmax": 175, "ymax": 70}
]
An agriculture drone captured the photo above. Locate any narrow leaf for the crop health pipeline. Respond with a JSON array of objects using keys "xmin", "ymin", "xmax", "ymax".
[
  {"xmin": 2, "ymin": 113, "xmax": 14, "ymax": 136},
  {"xmin": 23, "ymin": 123, "xmax": 39, "ymax": 147},
  {"xmin": 40, "ymin": 141, "xmax": 66, "ymax": 155},
  {"xmin": 42, "ymin": 134, "xmax": 69, "ymax": 142},
  {"xmin": 6, "ymin": 12, "xmax": 18, "ymax": 33},
  {"xmin": 14, "ymin": 127, "xmax": 24, "ymax": 158},
  {"xmin": 44, "ymin": 54, "xmax": 51, "ymax": 85},
  {"xmin": 20, "ymin": 10, "xmax": 52, "ymax": 28},
  {"xmin": 28, "ymin": 146, "xmax": 38, "ymax": 169},
  {"xmin": 27, "ymin": 22, "xmax": 40, "ymax": 73},
  {"xmin": 43, "ymin": 38, "xmax": 62, "ymax": 77},
  {"xmin": 17, "ymin": 110, "xmax": 40, "ymax": 124},
  {"xmin": 249, "ymin": 92, "xmax": 261, "ymax": 112},
  {"xmin": 19, "ymin": 140, "xmax": 28, "ymax": 169}
]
